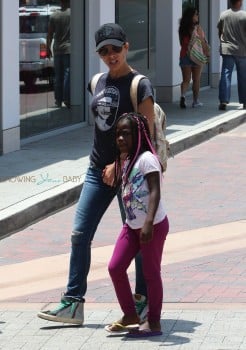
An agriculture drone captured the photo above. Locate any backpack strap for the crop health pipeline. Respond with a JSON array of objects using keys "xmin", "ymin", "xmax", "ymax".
[
  {"xmin": 130, "ymin": 74, "xmax": 146, "ymax": 112},
  {"xmin": 90, "ymin": 72, "xmax": 105, "ymax": 94}
]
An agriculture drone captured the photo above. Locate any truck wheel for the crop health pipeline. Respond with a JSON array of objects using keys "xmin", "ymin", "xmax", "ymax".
[{"xmin": 24, "ymin": 76, "xmax": 37, "ymax": 88}]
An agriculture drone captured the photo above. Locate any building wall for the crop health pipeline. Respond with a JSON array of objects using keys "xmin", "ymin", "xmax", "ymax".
[
  {"xmin": 87, "ymin": 0, "xmax": 115, "ymax": 125},
  {"xmin": 155, "ymin": 0, "xmax": 182, "ymax": 102},
  {"xmin": 88, "ymin": 0, "xmax": 115, "ymax": 77},
  {"xmin": 210, "ymin": 0, "xmax": 229, "ymax": 87},
  {"xmin": 0, "ymin": 0, "xmax": 20, "ymax": 154},
  {"xmin": 0, "ymin": 0, "xmax": 242, "ymax": 154}
]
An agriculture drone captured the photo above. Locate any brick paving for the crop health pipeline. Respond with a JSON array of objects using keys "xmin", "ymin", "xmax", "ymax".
[
  {"xmin": 2, "ymin": 247, "xmax": 245, "ymax": 306},
  {"xmin": 0, "ymin": 126, "xmax": 245, "ymax": 265},
  {"xmin": 0, "ymin": 124, "xmax": 245, "ymax": 349}
]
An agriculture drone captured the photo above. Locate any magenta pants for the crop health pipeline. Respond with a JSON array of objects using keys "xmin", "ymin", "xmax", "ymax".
[{"xmin": 108, "ymin": 216, "xmax": 169, "ymax": 322}]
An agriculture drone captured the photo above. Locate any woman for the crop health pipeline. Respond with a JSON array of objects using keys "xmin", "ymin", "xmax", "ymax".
[
  {"xmin": 179, "ymin": 7, "xmax": 207, "ymax": 108},
  {"xmin": 106, "ymin": 113, "xmax": 169, "ymax": 337},
  {"xmin": 37, "ymin": 23, "xmax": 155, "ymax": 325}
]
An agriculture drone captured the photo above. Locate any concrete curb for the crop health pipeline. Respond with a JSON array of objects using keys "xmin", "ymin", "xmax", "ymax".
[
  {"xmin": 169, "ymin": 111, "xmax": 246, "ymax": 155},
  {"xmin": 0, "ymin": 182, "xmax": 82, "ymax": 239}
]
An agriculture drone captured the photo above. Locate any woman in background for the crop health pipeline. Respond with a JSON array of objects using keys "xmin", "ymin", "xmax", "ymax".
[{"xmin": 178, "ymin": 7, "xmax": 207, "ymax": 108}]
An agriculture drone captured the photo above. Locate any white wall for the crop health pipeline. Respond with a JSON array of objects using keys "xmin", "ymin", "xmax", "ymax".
[
  {"xmin": 156, "ymin": 0, "xmax": 182, "ymax": 102},
  {"xmin": 70, "ymin": 0, "xmax": 84, "ymax": 106},
  {"xmin": 87, "ymin": 0, "xmax": 115, "ymax": 124},
  {"xmin": 0, "ymin": 0, "xmax": 20, "ymax": 153},
  {"xmin": 88, "ymin": 0, "xmax": 115, "ymax": 81}
]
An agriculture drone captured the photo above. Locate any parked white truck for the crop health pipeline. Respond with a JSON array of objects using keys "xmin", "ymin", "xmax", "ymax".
[{"xmin": 19, "ymin": 5, "xmax": 59, "ymax": 88}]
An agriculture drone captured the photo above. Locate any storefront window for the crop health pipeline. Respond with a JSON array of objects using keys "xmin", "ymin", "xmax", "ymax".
[
  {"xmin": 116, "ymin": 0, "xmax": 156, "ymax": 81},
  {"xmin": 19, "ymin": 0, "xmax": 84, "ymax": 139},
  {"xmin": 182, "ymin": 0, "xmax": 199, "ymax": 11}
]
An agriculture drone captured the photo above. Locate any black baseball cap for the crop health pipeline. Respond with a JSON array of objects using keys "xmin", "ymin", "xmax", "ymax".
[{"xmin": 95, "ymin": 23, "xmax": 127, "ymax": 51}]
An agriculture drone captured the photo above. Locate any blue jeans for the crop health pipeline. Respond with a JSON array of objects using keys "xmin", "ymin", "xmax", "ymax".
[
  {"xmin": 54, "ymin": 53, "xmax": 70, "ymax": 104},
  {"xmin": 219, "ymin": 54, "xmax": 246, "ymax": 104},
  {"xmin": 64, "ymin": 165, "xmax": 146, "ymax": 301}
]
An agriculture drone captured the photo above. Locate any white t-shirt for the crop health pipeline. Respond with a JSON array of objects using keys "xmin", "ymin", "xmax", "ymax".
[{"xmin": 122, "ymin": 151, "xmax": 166, "ymax": 229}]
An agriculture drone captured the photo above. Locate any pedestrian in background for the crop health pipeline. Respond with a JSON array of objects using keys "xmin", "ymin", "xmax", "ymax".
[
  {"xmin": 218, "ymin": 0, "xmax": 246, "ymax": 111},
  {"xmin": 106, "ymin": 112, "xmax": 169, "ymax": 337},
  {"xmin": 37, "ymin": 23, "xmax": 155, "ymax": 325},
  {"xmin": 47, "ymin": 0, "xmax": 70, "ymax": 108},
  {"xmin": 178, "ymin": 7, "xmax": 207, "ymax": 108}
]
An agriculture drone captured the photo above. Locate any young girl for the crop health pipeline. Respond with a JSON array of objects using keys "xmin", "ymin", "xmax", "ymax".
[{"xmin": 106, "ymin": 112, "xmax": 169, "ymax": 337}]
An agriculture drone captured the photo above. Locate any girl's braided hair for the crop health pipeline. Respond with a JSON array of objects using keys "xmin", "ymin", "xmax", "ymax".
[{"xmin": 114, "ymin": 112, "xmax": 158, "ymax": 187}]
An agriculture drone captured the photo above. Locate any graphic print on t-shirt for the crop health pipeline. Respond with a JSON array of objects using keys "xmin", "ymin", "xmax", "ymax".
[
  {"xmin": 123, "ymin": 168, "xmax": 148, "ymax": 221},
  {"xmin": 95, "ymin": 86, "xmax": 120, "ymax": 131}
]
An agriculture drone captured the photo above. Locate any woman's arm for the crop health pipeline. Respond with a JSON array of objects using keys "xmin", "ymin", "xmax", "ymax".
[
  {"xmin": 197, "ymin": 25, "xmax": 210, "ymax": 56},
  {"xmin": 137, "ymin": 97, "xmax": 155, "ymax": 139}
]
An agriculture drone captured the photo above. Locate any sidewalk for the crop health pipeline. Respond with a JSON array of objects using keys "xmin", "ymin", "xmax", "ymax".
[
  {"xmin": 0, "ymin": 126, "xmax": 245, "ymax": 349},
  {"xmin": 0, "ymin": 85, "xmax": 245, "ymax": 238},
  {"xmin": 0, "ymin": 91, "xmax": 245, "ymax": 349}
]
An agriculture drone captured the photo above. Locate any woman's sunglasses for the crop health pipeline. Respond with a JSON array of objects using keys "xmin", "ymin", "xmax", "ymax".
[{"xmin": 98, "ymin": 45, "xmax": 124, "ymax": 57}]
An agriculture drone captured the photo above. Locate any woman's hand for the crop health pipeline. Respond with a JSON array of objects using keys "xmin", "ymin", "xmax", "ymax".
[
  {"xmin": 102, "ymin": 162, "xmax": 115, "ymax": 186},
  {"xmin": 196, "ymin": 25, "xmax": 205, "ymax": 39}
]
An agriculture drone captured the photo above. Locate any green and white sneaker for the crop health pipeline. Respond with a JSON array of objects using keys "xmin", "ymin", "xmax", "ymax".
[
  {"xmin": 37, "ymin": 299, "xmax": 84, "ymax": 325},
  {"xmin": 133, "ymin": 293, "xmax": 148, "ymax": 322}
]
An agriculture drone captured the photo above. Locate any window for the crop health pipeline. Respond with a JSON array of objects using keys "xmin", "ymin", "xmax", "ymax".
[
  {"xmin": 116, "ymin": 0, "xmax": 156, "ymax": 79},
  {"xmin": 20, "ymin": 14, "xmax": 49, "ymax": 34}
]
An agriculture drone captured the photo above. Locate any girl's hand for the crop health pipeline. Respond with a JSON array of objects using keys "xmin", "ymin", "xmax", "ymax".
[
  {"xmin": 140, "ymin": 222, "xmax": 153, "ymax": 244},
  {"xmin": 102, "ymin": 162, "xmax": 115, "ymax": 186}
]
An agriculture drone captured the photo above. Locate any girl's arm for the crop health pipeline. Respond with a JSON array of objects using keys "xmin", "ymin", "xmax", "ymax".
[{"xmin": 140, "ymin": 171, "xmax": 160, "ymax": 244}]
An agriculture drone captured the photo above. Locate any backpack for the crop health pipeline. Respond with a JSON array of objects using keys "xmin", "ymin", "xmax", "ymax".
[
  {"xmin": 90, "ymin": 72, "xmax": 105, "ymax": 95},
  {"xmin": 90, "ymin": 72, "xmax": 169, "ymax": 172},
  {"xmin": 130, "ymin": 74, "xmax": 169, "ymax": 172}
]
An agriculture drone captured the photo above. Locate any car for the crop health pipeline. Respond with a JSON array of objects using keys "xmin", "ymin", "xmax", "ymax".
[{"xmin": 19, "ymin": 5, "xmax": 60, "ymax": 88}]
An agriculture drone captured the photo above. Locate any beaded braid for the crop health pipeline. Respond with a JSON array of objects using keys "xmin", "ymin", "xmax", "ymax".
[{"xmin": 114, "ymin": 112, "xmax": 159, "ymax": 188}]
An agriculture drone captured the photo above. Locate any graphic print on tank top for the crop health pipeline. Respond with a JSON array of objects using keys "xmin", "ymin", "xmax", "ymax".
[{"xmin": 95, "ymin": 86, "xmax": 120, "ymax": 131}]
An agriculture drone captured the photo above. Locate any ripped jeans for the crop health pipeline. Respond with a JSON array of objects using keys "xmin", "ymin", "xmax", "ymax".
[{"xmin": 64, "ymin": 165, "xmax": 147, "ymax": 302}]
